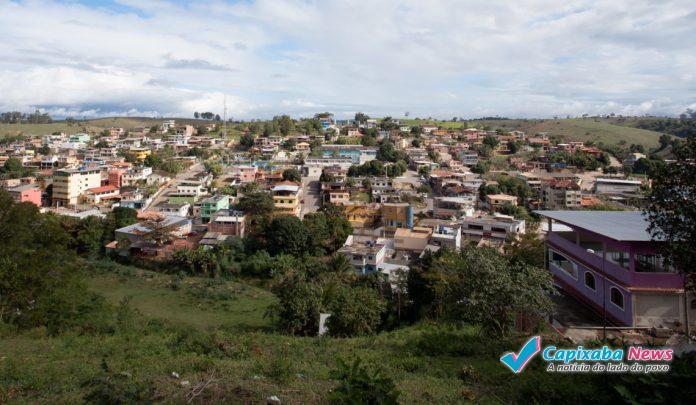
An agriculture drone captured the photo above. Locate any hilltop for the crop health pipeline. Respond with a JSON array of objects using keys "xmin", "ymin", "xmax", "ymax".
[{"xmin": 402, "ymin": 117, "xmax": 666, "ymax": 148}]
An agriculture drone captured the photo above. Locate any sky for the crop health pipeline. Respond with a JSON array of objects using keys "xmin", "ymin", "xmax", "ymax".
[{"xmin": 0, "ymin": 0, "xmax": 695, "ymax": 119}]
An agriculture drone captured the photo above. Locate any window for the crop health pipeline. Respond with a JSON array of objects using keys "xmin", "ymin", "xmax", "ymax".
[
  {"xmin": 549, "ymin": 250, "xmax": 577, "ymax": 279},
  {"xmin": 584, "ymin": 272, "xmax": 596, "ymax": 291},
  {"xmin": 635, "ymin": 254, "xmax": 673, "ymax": 273},
  {"xmin": 691, "ymin": 300, "xmax": 696, "ymax": 310},
  {"xmin": 610, "ymin": 287, "xmax": 624, "ymax": 310}
]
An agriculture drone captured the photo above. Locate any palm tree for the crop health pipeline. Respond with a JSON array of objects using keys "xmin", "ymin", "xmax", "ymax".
[{"xmin": 328, "ymin": 253, "xmax": 352, "ymax": 274}]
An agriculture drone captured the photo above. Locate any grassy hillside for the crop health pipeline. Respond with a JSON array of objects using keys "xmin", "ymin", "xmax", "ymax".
[
  {"xmin": 2, "ymin": 264, "xmax": 692, "ymax": 403},
  {"xmin": 399, "ymin": 117, "xmax": 663, "ymax": 148},
  {"xmin": 524, "ymin": 119, "xmax": 664, "ymax": 148},
  {"xmin": 0, "ymin": 266, "xmax": 564, "ymax": 404},
  {"xmin": 87, "ymin": 269, "xmax": 275, "ymax": 331}
]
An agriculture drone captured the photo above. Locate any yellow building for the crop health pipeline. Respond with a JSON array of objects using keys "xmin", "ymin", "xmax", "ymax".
[
  {"xmin": 52, "ymin": 168, "xmax": 102, "ymax": 206},
  {"xmin": 271, "ymin": 182, "xmax": 302, "ymax": 217},
  {"xmin": 129, "ymin": 147, "xmax": 151, "ymax": 161},
  {"xmin": 381, "ymin": 202, "xmax": 413, "ymax": 232},
  {"xmin": 343, "ymin": 203, "xmax": 380, "ymax": 229}
]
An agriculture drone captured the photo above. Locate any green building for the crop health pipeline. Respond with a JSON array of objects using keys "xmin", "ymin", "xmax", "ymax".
[{"xmin": 200, "ymin": 195, "xmax": 230, "ymax": 223}]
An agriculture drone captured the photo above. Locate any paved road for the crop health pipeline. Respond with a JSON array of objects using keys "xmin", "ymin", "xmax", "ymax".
[
  {"xmin": 301, "ymin": 175, "xmax": 321, "ymax": 217},
  {"xmin": 145, "ymin": 163, "xmax": 203, "ymax": 211}
]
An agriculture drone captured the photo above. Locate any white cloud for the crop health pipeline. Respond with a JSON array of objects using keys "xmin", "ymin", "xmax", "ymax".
[{"xmin": 0, "ymin": 0, "xmax": 694, "ymax": 118}]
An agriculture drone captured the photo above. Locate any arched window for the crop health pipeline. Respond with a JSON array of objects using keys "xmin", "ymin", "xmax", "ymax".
[
  {"xmin": 610, "ymin": 287, "xmax": 624, "ymax": 310},
  {"xmin": 691, "ymin": 299, "xmax": 696, "ymax": 310},
  {"xmin": 584, "ymin": 272, "xmax": 596, "ymax": 291}
]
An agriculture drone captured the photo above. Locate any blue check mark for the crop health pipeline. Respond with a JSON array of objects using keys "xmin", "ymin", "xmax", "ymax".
[{"xmin": 500, "ymin": 336, "xmax": 541, "ymax": 373}]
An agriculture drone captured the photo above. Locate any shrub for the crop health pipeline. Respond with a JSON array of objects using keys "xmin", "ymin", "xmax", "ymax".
[
  {"xmin": 329, "ymin": 358, "xmax": 400, "ymax": 405},
  {"xmin": 327, "ymin": 286, "xmax": 386, "ymax": 337}
]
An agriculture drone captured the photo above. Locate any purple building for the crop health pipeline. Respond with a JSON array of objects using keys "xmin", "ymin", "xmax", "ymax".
[{"xmin": 537, "ymin": 211, "xmax": 691, "ymax": 330}]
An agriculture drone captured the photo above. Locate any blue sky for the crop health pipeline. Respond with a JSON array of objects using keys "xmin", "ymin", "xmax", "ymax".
[{"xmin": 1, "ymin": 0, "xmax": 695, "ymax": 119}]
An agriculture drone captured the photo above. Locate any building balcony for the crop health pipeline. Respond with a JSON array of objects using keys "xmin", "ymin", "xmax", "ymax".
[{"xmin": 547, "ymin": 232, "xmax": 683, "ymax": 290}]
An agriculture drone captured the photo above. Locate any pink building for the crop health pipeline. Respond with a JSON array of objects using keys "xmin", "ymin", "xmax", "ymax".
[
  {"xmin": 108, "ymin": 169, "xmax": 125, "ymax": 188},
  {"xmin": 9, "ymin": 184, "xmax": 41, "ymax": 207}
]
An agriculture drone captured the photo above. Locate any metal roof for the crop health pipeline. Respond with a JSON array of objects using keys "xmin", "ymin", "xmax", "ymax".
[{"xmin": 535, "ymin": 210, "xmax": 654, "ymax": 242}]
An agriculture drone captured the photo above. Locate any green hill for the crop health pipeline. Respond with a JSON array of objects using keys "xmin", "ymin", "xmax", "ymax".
[{"xmin": 523, "ymin": 118, "xmax": 665, "ymax": 148}]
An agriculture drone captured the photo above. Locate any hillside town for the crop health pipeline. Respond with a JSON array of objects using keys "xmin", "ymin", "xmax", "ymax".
[{"xmin": 1, "ymin": 113, "xmax": 691, "ymax": 346}]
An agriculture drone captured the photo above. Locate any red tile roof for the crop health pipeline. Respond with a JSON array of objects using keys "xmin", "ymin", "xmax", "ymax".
[{"xmin": 86, "ymin": 185, "xmax": 119, "ymax": 194}]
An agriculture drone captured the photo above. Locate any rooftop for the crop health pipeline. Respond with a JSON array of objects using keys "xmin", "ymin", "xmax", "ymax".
[{"xmin": 535, "ymin": 210, "xmax": 653, "ymax": 242}]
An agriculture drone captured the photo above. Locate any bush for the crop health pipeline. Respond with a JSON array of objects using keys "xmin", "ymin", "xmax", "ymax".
[
  {"xmin": 329, "ymin": 358, "xmax": 400, "ymax": 405},
  {"xmin": 83, "ymin": 360, "xmax": 154, "ymax": 404},
  {"xmin": 327, "ymin": 286, "xmax": 386, "ymax": 337}
]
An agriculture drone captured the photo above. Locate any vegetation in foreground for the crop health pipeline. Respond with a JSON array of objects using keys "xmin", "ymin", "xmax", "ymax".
[{"xmin": 2, "ymin": 264, "xmax": 696, "ymax": 404}]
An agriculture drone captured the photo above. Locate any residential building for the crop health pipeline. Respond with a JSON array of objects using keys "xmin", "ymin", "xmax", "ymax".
[
  {"xmin": 343, "ymin": 203, "xmax": 380, "ymax": 229},
  {"xmin": 271, "ymin": 182, "xmax": 302, "ymax": 217},
  {"xmin": 114, "ymin": 216, "xmax": 192, "ymax": 242},
  {"xmin": 485, "ymin": 193, "xmax": 518, "ymax": 210},
  {"xmin": 460, "ymin": 214, "xmax": 526, "ymax": 245},
  {"xmin": 8, "ymin": 184, "xmax": 41, "ymax": 207},
  {"xmin": 156, "ymin": 202, "xmax": 191, "ymax": 217},
  {"xmin": 208, "ymin": 210, "xmax": 246, "ymax": 237},
  {"xmin": 338, "ymin": 235, "xmax": 387, "ymax": 274},
  {"xmin": 594, "ymin": 178, "xmax": 642, "ymax": 196},
  {"xmin": 129, "ymin": 147, "xmax": 151, "ymax": 161},
  {"xmin": 176, "ymin": 181, "xmax": 207, "ymax": 197},
  {"xmin": 382, "ymin": 202, "xmax": 414, "ymax": 232},
  {"xmin": 68, "ymin": 133, "xmax": 90, "ymax": 143},
  {"xmin": 433, "ymin": 196, "xmax": 475, "ymax": 219},
  {"xmin": 200, "ymin": 195, "xmax": 230, "ymax": 223},
  {"xmin": 84, "ymin": 185, "xmax": 120, "ymax": 204},
  {"xmin": 429, "ymin": 224, "xmax": 462, "ymax": 250},
  {"xmin": 537, "ymin": 210, "xmax": 692, "ymax": 329},
  {"xmin": 52, "ymin": 168, "xmax": 102, "ymax": 206},
  {"xmin": 394, "ymin": 227, "xmax": 432, "ymax": 252},
  {"xmin": 541, "ymin": 179, "xmax": 582, "ymax": 209},
  {"xmin": 230, "ymin": 165, "xmax": 258, "ymax": 183}
]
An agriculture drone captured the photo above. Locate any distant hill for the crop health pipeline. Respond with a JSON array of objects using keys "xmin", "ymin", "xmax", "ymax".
[
  {"xmin": 0, "ymin": 116, "xmax": 218, "ymax": 137},
  {"xmin": 2, "ymin": 115, "xmax": 667, "ymax": 149},
  {"xmin": 402, "ymin": 117, "xmax": 665, "ymax": 148}
]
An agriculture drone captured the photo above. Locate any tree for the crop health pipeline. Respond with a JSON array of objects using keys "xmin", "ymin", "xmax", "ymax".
[
  {"xmin": 408, "ymin": 247, "xmax": 555, "ymax": 336},
  {"xmin": 483, "ymin": 135, "xmax": 499, "ymax": 149},
  {"xmin": 143, "ymin": 153, "xmax": 162, "ymax": 169},
  {"xmin": 0, "ymin": 191, "xmax": 108, "ymax": 333},
  {"xmin": 239, "ymin": 133, "xmax": 255, "ymax": 149},
  {"xmin": 268, "ymin": 274, "xmax": 323, "ymax": 335},
  {"xmin": 204, "ymin": 162, "xmax": 222, "ymax": 178},
  {"xmin": 282, "ymin": 168, "xmax": 301, "ymax": 182},
  {"xmin": 278, "ymin": 115, "xmax": 294, "ymax": 136},
  {"xmin": 266, "ymin": 216, "xmax": 309, "ymax": 256},
  {"xmin": 328, "ymin": 253, "xmax": 353, "ymax": 273},
  {"xmin": 354, "ymin": 112, "xmax": 369, "ymax": 124},
  {"xmin": 237, "ymin": 191, "xmax": 274, "ymax": 217},
  {"xmin": 505, "ymin": 222, "xmax": 545, "ymax": 268},
  {"xmin": 327, "ymin": 286, "xmax": 386, "ymax": 337},
  {"xmin": 3, "ymin": 157, "xmax": 23, "ymax": 173},
  {"xmin": 194, "ymin": 112, "xmax": 200, "ymax": 119},
  {"xmin": 303, "ymin": 212, "xmax": 352, "ymax": 255},
  {"xmin": 645, "ymin": 136, "xmax": 696, "ymax": 277}
]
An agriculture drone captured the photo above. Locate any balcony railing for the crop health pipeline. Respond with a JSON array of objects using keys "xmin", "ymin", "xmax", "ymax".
[{"xmin": 548, "ymin": 233, "xmax": 683, "ymax": 289}]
